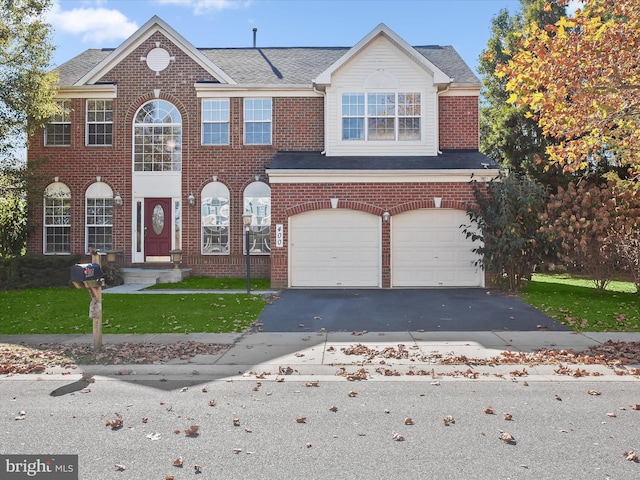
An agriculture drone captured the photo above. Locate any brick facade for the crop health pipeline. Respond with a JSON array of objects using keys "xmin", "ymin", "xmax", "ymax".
[{"xmin": 26, "ymin": 19, "xmax": 492, "ymax": 288}]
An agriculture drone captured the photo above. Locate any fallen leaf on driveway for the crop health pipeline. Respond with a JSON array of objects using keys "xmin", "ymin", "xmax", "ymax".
[
  {"xmin": 587, "ymin": 390, "xmax": 601, "ymax": 396},
  {"xmin": 173, "ymin": 457, "xmax": 183, "ymax": 467},
  {"xmin": 404, "ymin": 417, "xmax": 414, "ymax": 425},
  {"xmin": 391, "ymin": 432, "xmax": 405, "ymax": 441},
  {"xmin": 114, "ymin": 464, "xmax": 125, "ymax": 471},
  {"xmin": 185, "ymin": 425, "xmax": 199, "ymax": 436},
  {"xmin": 105, "ymin": 413, "xmax": 123, "ymax": 430},
  {"xmin": 15, "ymin": 410, "xmax": 26, "ymax": 420},
  {"xmin": 443, "ymin": 415, "xmax": 455, "ymax": 426},
  {"xmin": 296, "ymin": 417, "xmax": 307, "ymax": 423},
  {"xmin": 485, "ymin": 406, "xmax": 495, "ymax": 415},
  {"xmin": 623, "ymin": 451, "xmax": 639, "ymax": 462}
]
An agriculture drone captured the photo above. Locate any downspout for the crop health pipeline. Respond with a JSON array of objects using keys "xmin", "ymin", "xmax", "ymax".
[
  {"xmin": 312, "ymin": 81, "xmax": 327, "ymax": 154},
  {"xmin": 436, "ymin": 84, "xmax": 451, "ymax": 155}
]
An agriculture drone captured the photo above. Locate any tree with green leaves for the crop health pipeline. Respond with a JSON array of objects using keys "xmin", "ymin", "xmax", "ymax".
[
  {"xmin": 0, "ymin": 0, "xmax": 58, "ymax": 256},
  {"xmin": 463, "ymin": 172, "xmax": 550, "ymax": 291},
  {"xmin": 479, "ymin": 0, "xmax": 567, "ymax": 188}
]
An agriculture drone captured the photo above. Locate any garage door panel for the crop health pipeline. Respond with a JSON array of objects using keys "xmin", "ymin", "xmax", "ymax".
[
  {"xmin": 290, "ymin": 210, "xmax": 380, "ymax": 287},
  {"xmin": 392, "ymin": 209, "xmax": 482, "ymax": 287}
]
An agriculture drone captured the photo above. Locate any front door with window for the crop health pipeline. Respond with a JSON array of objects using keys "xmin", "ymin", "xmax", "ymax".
[{"xmin": 144, "ymin": 198, "xmax": 172, "ymax": 260}]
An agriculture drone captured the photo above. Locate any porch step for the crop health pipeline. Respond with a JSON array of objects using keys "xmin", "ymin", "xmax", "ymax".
[{"xmin": 120, "ymin": 267, "xmax": 192, "ymax": 285}]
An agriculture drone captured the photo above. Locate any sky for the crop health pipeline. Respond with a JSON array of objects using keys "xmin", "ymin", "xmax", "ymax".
[{"xmin": 46, "ymin": 0, "xmax": 529, "ymax": 77}]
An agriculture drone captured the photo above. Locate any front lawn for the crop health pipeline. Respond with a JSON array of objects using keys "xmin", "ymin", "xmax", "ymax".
[
  {"xmin": 522, "ymin": 274, "xmax": 640, "ymax": 331},
  {"xmin": 0, "ymin": 287, "xmax": 268, "ymax": 334},
  {"xmin": 144, "ymin": 276, "xmax": 271, "ymax": 290}
]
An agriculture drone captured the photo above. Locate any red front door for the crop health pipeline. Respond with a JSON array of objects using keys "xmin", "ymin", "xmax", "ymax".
[{"xmin": 144, "ymin": 198, "xmax": 172, "ymax": 258}]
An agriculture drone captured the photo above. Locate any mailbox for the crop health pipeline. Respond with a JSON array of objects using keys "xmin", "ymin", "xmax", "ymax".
[{"xmin": 71, "ymin": 263, "xmax": 102, "ymax": 283}]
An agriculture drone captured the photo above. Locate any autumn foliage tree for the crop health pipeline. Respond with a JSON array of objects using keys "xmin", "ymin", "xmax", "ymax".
[{"xmin": 498, "ymin": 0, "xmax": 640, "ymax": 175}]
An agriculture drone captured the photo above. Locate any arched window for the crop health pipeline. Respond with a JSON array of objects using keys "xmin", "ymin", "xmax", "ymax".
[
  {"xmin": 201, "ymin": 182, "xmax": 230, "ymax": 254},
  {"xmin": 44, "ymin": 182, "xmax": 71, "ymax": 253},
  {"xmin": 85, "ymin": 182, "xmax": 113, "ymax": 252},
  {"xmin": 133, "ymin": 100, "xmax": 182, "ymax": 171},
  {"xmin": 243, "ymin": 182, "xmax": 271, "ymax": 254}
]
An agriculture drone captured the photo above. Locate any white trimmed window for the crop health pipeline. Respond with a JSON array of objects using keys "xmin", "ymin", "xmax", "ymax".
[
  {"xmin": 85, "ymin": 182, "xmax": 113, "ymax": 252},
  {"xmin": 45, "ymin": 100, "xmax": 71, "ymax": 146},
  {"xmin": 133, "ymin": 100, "xmax": 182, "ymax": 171},
  {"xmin": 341, "ymin": 92, "xmax": 421, "ymax": 141},
  {"xmin": 201, "ymin": 182, "xmax": 230, "ymax": 254},
  {"xmin": 244, "ymin": 98, "xmax": 272, "ymax": 145},
  {"xmin": 243, "ymin": 182, "xmax": 271, "ymax": 254},
  {"xmin": 87, "ymin": 100, "xmax": 113, "ymax": 145},
  {"xmin": 44, "ymin": 182, "xmax": 71, "ymax": 253},
  {"xmin": 202, "ymin": 99, "xmax": 229, "ymax": 145}
]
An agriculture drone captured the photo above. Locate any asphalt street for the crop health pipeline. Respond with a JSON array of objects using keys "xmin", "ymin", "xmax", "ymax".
[{"xmin": 2, "ymin": 375, "xmax": 640, "ymax": 479}]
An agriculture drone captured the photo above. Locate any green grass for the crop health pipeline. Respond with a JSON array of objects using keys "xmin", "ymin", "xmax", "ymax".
[
  {"xmin": 522, "ymin": 274, "xmax": 640, "ymax": 331},
  {"xmin": 0, "ymin": 287, "xmax": 268, "ymax": 335},
  {"xmin": 144, "ymin": 276, "xmax": 271, "ymax": 290}
]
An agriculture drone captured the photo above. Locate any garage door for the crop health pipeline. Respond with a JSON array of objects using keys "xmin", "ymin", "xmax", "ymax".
[
  {"xmin": 290, "ymin": 209, "xmax": 380, "ymax": 287},
  {"xmin": 391, "ymin": 209, "xmax": 482, "ymax": 287}
]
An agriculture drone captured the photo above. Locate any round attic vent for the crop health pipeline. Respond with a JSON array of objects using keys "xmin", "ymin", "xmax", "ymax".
[{"xmin": 146, "ymin": 47, "xmax": 171, "ymax": 73}]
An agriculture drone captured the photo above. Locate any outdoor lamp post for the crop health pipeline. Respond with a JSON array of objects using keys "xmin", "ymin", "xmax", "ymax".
[{"xmin": 243, "ymin": 212, "xmax": 253, "ymax": 293}]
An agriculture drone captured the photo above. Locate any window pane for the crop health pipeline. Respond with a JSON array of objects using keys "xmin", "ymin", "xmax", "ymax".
[
  {"xmin": 399, "ymin": 118, "xmax": 421, "ymax": 141},
  {"xmin": 368, "ymin": 118, "xmax": 395, "ymax": 141},
  {"xmin": 342, "ymin": 118, "xmax": 364, "ymax": 140},
  {"xmin": 367, "ymin": 93, "xmax": 395, "ymax": 116}
]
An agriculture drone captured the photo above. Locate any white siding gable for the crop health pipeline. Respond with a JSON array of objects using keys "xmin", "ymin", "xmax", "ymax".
[{"xmin": 324, "ymin": 35, "xmax": 439, "ymax": 157}]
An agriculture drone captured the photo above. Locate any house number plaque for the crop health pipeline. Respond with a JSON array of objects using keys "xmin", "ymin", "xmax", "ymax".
[{"xmin": 275, "ymin": 224, "xmax": 283, "ymax": 248}]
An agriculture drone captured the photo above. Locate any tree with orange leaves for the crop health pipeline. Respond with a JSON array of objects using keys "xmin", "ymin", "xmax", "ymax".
[{"xmin": 498, "ymin": 0, "xmax": 640, "ymax": 175}]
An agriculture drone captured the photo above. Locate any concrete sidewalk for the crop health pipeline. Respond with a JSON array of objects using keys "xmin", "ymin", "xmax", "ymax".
[{"xmin": 2, "ymin": 330, "xmax": 639, "ymax": 380}]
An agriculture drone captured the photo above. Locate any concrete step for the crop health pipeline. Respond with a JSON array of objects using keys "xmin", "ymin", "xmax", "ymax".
[{"xmin": 120, "ymin": 267, "xmax": 192, "ymax": 285}]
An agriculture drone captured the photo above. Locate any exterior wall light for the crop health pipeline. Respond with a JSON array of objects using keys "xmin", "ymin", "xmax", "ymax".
[
  {"xmin": 382, "ymin": 211, "xmax": 390, "ymax": 223},
  {"xmin": 188, "ymin": 193, "xmax": 196, "ymax": 206},
  {"xmin": 114, "ymin": 193, "xmax": 123, "ymax": 207}
]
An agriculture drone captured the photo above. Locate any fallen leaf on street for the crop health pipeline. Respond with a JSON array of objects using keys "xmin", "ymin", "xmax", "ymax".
[
  {"xmin": 329, "ymin": 406, "xmax": 338, "ymax": 412},
  {"xmin": 296, "ymin": 417, "xmax": 307, "ymax": 423},
  {"xmin": 114, "ymin": 464, "xmax": 125, "ymax": 471},
  {"xmin": 173, "ymin": 457, "xmax": 183, "ymax": 467},
  {"xmin": 348, "ymin": 391, "xmax": 358, "ymax": 397},
  {"xmin": 392, "ymin": 432, "xmax": 405, "ymax": 441},
  {"xmin": 443, "ymin": 415, "xmax": 455, "ymax": 426},
  {"xmin": 185, "ymin": 425, "xmax": 200, "ymax": 436},
  {"xmin": 105, "ymin": 413, "xmax": 123, "ymax": 430},
  {"xmin": 504, "ymin": 413, "xmax": 513, "ymax": 421},
  {"xmin": 15, "ymin": 410, "xmax": 26, "ymax": 421},
  {"xmin": 587, "ymin": 390, "xmax": 601, "ymax": 396},
  {"xmin": 485, "ymin": 406, "xmax": 495, "ymax": 415},
  {"xmin": 623, "ymin": 451, "xmax": 639, "ymax": 462},
  {"xmin": 404, "ymin": 417, "xmax": 414, "ymax": 425},
  {"xmin": 498, "ymin": 430, "xmax": 516, "ymax": 444}
]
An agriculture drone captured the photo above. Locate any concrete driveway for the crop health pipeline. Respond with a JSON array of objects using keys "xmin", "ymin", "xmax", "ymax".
[{"xmin": 256, "ymin": 288, "xmax": 569, "ymax": 332}]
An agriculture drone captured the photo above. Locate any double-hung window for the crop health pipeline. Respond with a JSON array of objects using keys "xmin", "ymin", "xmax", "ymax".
[
  {"xmin": 244, "ymin": 98, "xmax": 272, "ymax": 145},
  {"xmin": 201, "ymin": 182, "xmax": 230, "ymax": 254},
  {"xmin": 202, "ymin": 99, "xmax": 230, "ymax": 145},
  {"xmin": 341, "ymin": 92, "xmax": 421, "ymax": 141},
  {"xmin": 87, "ymin": 100, "xmax": 113, "ymax": 145},
  {"xmin": 45, "ymin": 100, "xmax": 71, "ymax": 146},
  {"xmin": 44, "ymin": 183, "xmax": 71, "ymax": 253},
  {"xmin": 86, "ymin": 182, "xmax": 113, "ymax": 252}
]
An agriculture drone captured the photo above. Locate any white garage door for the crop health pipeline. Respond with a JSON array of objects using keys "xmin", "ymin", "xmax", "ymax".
[
  {"xmin": 290, "ymin": 209, "xmax": 380, "ymax": 287},
  {"xmin": 392, "ymin": 209, "xmax": 482, "ymax": 287}
]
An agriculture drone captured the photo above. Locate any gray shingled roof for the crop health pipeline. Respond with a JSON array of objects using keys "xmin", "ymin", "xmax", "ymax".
[
  {"xmin": 268, "ymin": 150, "xmax": 498, "ymax": 170},
  {"xmin": 55, "ymin": 45, "xmax": 478, "ymax": 87}
]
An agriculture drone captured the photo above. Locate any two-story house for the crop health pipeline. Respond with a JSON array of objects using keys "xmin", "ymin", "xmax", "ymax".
[{"xmin": 26, "ymin": 16, "xmax": 498, "ymax": 289}]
